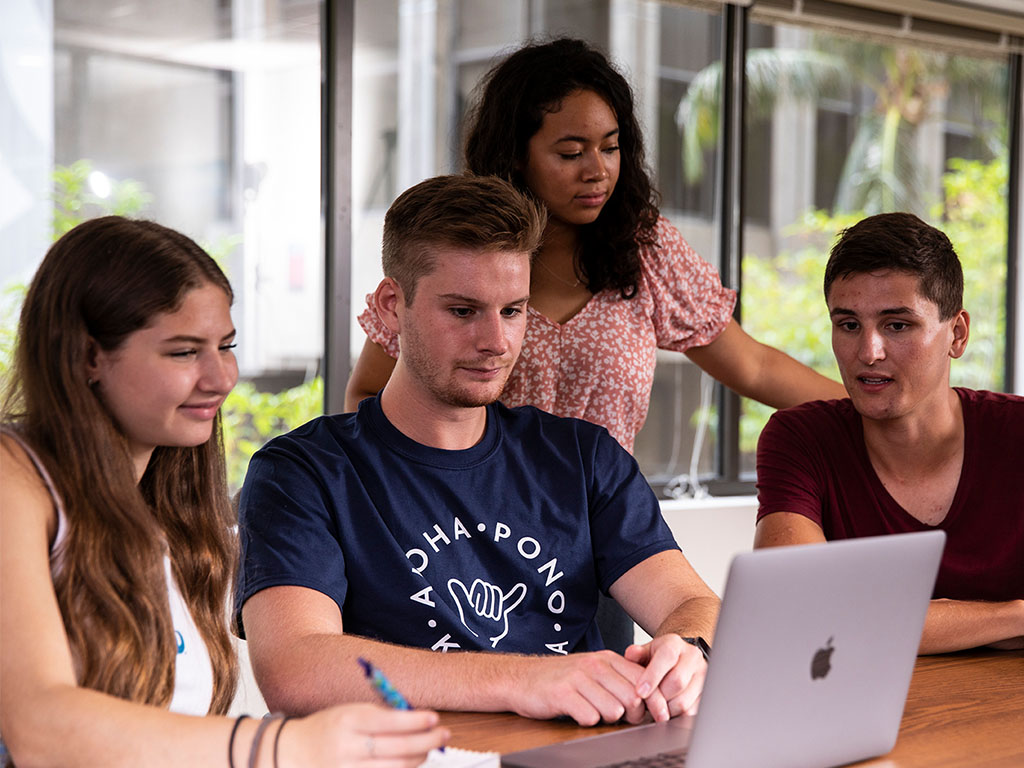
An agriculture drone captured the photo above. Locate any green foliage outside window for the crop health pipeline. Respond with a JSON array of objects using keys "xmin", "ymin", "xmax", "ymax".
[
  {"xmin": 0, "ymin": 161, "xmax": 323, "ymax": 492},
  {"xmin": 221, "ymin": 378, "xmax": 324, "ymax": 490},
  {"xmin": 52, "ymin": 159, "xmax": 154, "ymax": 239}
]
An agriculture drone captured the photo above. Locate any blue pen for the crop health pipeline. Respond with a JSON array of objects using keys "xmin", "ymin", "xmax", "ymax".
[
  {"xmin": 357, "ymin": 657, "xmax": 445, "ymax": 752},
  {"xmin": 358, "ymin": 657, "xmax": 412, "ymax": 709}
]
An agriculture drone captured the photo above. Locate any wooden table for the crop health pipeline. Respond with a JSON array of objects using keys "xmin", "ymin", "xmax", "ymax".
[{"xmin": 440, "ymin": 649, "xmax": 1023, "ymax": 767}]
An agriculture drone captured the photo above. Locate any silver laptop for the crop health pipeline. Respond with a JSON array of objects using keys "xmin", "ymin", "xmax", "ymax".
[{"xmin": 502, "ymin": 530, "xmax": 945, "ymax": 768}]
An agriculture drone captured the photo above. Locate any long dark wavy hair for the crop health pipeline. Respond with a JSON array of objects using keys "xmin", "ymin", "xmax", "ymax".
[
  {"xmin": 464, "ymin": 37, "xmax": 661, "ymax": 298},
  {"xmin": 2, "ymin": 216, "xmax": 238, "ymax": 714}
]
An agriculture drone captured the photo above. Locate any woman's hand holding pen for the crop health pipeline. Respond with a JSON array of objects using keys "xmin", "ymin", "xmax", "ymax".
[{"xmin": 276, "ymin": 703, "xmax": 448, "ymax": 767}]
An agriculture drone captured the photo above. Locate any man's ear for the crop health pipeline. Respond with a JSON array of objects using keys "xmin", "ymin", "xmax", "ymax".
[
  {"xmin": 949, "ymin": 309, "xmax": 970, "ymax": 360},
  {"xmin": 374, "ymin": 277, "xmax": 405, "ymax": 334}
]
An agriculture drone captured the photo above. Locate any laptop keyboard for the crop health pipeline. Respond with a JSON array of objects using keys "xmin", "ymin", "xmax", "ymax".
[{"xmin": 600, "ymin": 750, "xmax": 688, "ymax": 767}]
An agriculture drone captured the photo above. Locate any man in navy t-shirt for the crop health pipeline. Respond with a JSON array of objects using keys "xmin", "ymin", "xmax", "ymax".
[
  {"xmin": 237, "ymin": 175, "xmax": 720, "ymax": 727},
  {"xmin": 755, "ymin": 212, "xmax": 1024, "ymax": 654}
]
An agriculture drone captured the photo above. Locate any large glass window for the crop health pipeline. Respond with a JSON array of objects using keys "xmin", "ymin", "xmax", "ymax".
[
  {"xmin": 738, "ymin": 22, "xmax": 1010, "ymax": 474},
  {"xmin": 348, "ymin": 0, "xmax": 1019, "ymax": 495},
  {"xmin": 634, "ymin": 3, "xmax": 723, "ymax": 493},
  {"xmin": 1, "ymin": 0, "xmax": 324, "ymax": 491},
  {"xmin": 5, "ymin": 0, "xmax": 1017, "ymax": 499}
]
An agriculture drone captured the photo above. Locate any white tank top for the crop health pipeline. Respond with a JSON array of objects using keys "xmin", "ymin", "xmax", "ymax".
[{"xmin": 6, "ymin": 429, "xmax": 215, "ymax": 714}]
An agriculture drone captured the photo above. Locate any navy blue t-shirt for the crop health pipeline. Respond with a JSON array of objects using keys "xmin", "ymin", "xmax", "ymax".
[{"xmin": 236, "ymin": 396, "xmax": 678, "ymax": 655}]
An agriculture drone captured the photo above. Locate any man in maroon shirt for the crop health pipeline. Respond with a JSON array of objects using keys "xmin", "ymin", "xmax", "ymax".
[{"xmin": 755, "ymin": 212, "xmax": 1024, "ymax": 654}]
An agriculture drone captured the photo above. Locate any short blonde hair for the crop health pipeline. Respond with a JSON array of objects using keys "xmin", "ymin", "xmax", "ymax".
[{"xmin": 382, "ymin": 174, "xmax": 546, "ymax": 302}]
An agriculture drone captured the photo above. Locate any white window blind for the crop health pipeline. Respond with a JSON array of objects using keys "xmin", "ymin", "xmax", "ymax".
[
  {"xmin": 661, "ymin": 0, "xmax": 1024, "ymax": 53},
  {"xmin": 748, "ymin": 0, "xmax": 1024, "ymax": 54}
]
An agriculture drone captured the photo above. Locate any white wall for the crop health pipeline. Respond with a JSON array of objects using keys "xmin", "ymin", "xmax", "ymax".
[
  {"xmin": 660, "ymin": 496, "xmax": 758, "ymax": 598},
  {"xmin": 634, "ymin": 496, "xmax": 758, "ymax": 644}
]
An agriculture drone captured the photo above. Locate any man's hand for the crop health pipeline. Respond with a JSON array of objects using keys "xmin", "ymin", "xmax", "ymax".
[
  {"xmin": 624, "ymin": 634, "xmax": 707, "ymax": 721},
  {"xmin": 504, "ymin": 651, "xmax": 649, "ymax": 726}
]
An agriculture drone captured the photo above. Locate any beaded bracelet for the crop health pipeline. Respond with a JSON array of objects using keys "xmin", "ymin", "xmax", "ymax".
[
  {"xmin": 248, "ymin": 714, "xmax": 283, "ymax": 768},
  {"xmin": 272, "ymin": 716, "xmax": 293, "ymax": 768},
  {"xmin": 228, "ymin": 714, "xmax": 250, "ymax": 768}
]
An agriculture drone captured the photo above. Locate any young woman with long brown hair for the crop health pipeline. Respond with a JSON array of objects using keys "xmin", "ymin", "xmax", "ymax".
[{"xmin": 0, "ymin": 216, "xmax": 447, "ymax": 766}]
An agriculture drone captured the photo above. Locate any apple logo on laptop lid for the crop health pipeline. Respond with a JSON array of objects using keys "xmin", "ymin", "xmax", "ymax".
[{"xmin": 811, "ymin": 637, "xmax": 834, "ymax": 680}]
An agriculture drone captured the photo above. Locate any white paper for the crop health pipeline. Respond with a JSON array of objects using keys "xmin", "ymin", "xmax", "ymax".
[{"xmin": 419, "ymin": 745, "xmax": 501, "ymax": 767}]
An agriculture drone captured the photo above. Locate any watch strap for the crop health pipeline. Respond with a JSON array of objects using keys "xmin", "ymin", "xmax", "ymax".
[{"xmin": 681, "ymin": 635, "xmax": 711, "ymax": 662}]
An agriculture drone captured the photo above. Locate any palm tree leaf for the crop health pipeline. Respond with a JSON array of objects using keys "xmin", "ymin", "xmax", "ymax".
[{"xmin": 676, "ymin": 49, "xmax": 848, "ymax": 182}]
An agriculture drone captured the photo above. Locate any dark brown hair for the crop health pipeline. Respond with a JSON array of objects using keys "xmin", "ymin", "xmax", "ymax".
[
  {"xmin": 2, "ymin": 216, "xmax": 238, "ymax": 713},
  {"xmin": 463, "ymin": 37, "xmax": 659, "ymax": 298},
  {"xmin": 382, "ymin": 174, "xmax": 546, "ymax": 302},
  {"xmin": 824, "ymin": 212, "xmax": 963, "ymax": 320}
]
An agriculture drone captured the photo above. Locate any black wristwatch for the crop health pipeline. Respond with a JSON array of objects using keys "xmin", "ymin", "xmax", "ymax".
[{"xmin": 681, "ymin": 636, "xmax": 711, "ymax": 662}]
